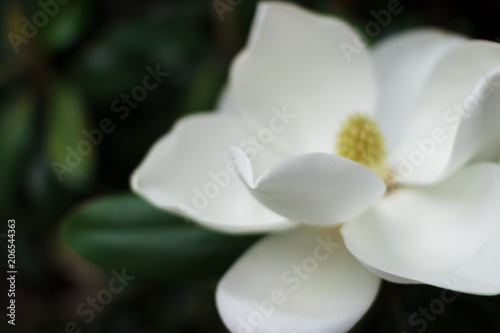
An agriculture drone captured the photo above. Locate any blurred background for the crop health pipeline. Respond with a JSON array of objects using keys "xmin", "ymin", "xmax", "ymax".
[{"xmin": 1, "ymin": 0, "xmax": 500, "ymax": 332}]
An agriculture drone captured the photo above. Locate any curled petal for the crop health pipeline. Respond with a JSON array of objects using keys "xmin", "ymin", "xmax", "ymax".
[{"xmin": 231, "ymin": 147, "xmax": 386, "ymax": 225}]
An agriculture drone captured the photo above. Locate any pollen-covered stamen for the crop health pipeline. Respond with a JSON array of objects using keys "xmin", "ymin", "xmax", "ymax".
[{"xmin": 336, "ymin": 113, "xmax": 387, "ymax": 179}]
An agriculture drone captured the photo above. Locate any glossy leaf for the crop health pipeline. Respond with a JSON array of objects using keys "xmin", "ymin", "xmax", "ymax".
[{"xmin": 61, "ymin": 193, "xmax": 260, "ymax": 281}]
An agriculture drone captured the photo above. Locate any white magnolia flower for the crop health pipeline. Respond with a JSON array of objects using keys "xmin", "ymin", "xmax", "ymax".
[{"xmin": 131, "ymin": 2, "xmax": 500, "ymax": 332}]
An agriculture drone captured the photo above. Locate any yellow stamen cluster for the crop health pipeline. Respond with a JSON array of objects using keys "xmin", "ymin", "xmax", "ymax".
[{"xmin": 336, "ymin": 113, "xmax": 387, "ymax": 178}]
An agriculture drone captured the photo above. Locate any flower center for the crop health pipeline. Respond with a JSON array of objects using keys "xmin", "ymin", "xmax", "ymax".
[{"xmin": 336, "ymin": 113, "xmax": 387, "ymax": 180}]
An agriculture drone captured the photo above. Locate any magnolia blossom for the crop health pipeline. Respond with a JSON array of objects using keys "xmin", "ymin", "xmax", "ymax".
[{"xmin": 132, "ymin": 2, "xmax": 500, "ymax": 332}]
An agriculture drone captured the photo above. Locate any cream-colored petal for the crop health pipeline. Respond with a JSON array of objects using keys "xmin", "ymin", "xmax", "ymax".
[
  {"xmin": 373, "ymin": 29, "xmax": 464, "ymax": 153},
  {"xmin": 217, "ymin": 227, "xmax": 380, "ymax": 332},
  {"xmin": 231, "ymin": 147, "xmax": 386, "ymax": 225},
  {"xmin": 131, "ymin": 113, "xmax": 295, "ymax": 233},
  {"xmin": 389, "ymin": 41, "xmax": 500, "ymax": 184},
  {"xmin": 342, "ymin": 162, "xmax": 500, "ymax": 295},
  {"xmin": 230, "ymin": 2, "xmax": 376, "ymax": 155}
]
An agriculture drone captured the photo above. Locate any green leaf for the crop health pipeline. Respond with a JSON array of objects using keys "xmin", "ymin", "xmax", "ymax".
[
  {"xmin": 45, "ymin": 80, "xmax": 96, "ymax": 189},
  {"xmin": 0, "ymin": 93, "xmax": 35, "ymax": 218},
  {"xmin": 39, "ymin": 0, "xmax": 92, "ymax": 52},
  {"xmin": 61, "ymin": 193, "xmax": 260, "ymax": 281}
]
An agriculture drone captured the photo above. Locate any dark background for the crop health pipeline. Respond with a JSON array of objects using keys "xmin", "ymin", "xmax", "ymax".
[{"xmin": 1, "ymin": 0, "xmax": 500, "ymax": 332}]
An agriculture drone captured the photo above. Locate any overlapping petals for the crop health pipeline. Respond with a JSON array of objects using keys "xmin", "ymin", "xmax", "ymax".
[
  {"xmin": 386, "ymin": 41, "xmax": 500, "ymax": 184},
  {"xmin": 131, "ymin": 5, "xmax": 500, "ymax": 333},
  {"xmin": 131, "ymin": 113, "xmax": 294, "ymax": 233},
  {"xmin": 231, "ymin": 147, "xmax": 386, "ymax": 225},
  {"xmin": 342, "ymin": 162, "xmax": 500, "ymax": 295},
  {"xmin": 372, "ymin": 29, "xmax": 464, "ymax": 153}
]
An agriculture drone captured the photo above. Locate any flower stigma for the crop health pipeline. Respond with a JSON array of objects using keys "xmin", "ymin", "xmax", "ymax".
[{"xmin": 336, "ymin": 113, "xmax": 391, "ymax": 185}]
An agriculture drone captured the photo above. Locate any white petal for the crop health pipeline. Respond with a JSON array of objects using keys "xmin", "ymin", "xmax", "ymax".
[
  {"xmin": 216, "ymin": 227, "xmax": 380, "ymax": 333},
  {"xmin": 231, "ymin": 147, "xmax": 386, "ymax": 225},
  {"xmin": 389, "ymin": 41, "xmax": 500, "ymax": 184},
  {"xmin": 131, "ymin": 113, "xmax": 295, "ymax": 233},
  {"xmin": 216, "ymin": 86, "xmax": 236, "ymax": 114},
  {"xmin": 341, "ymin": 162, "xmax": 500, "ymax": 295},
  {"xmin": 230, "ymin": 2, "xmax": 376, "ymax": 155},
  {"xmin": 373, "ymin": 29, "xmax": 464, "ymax": 153}
]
